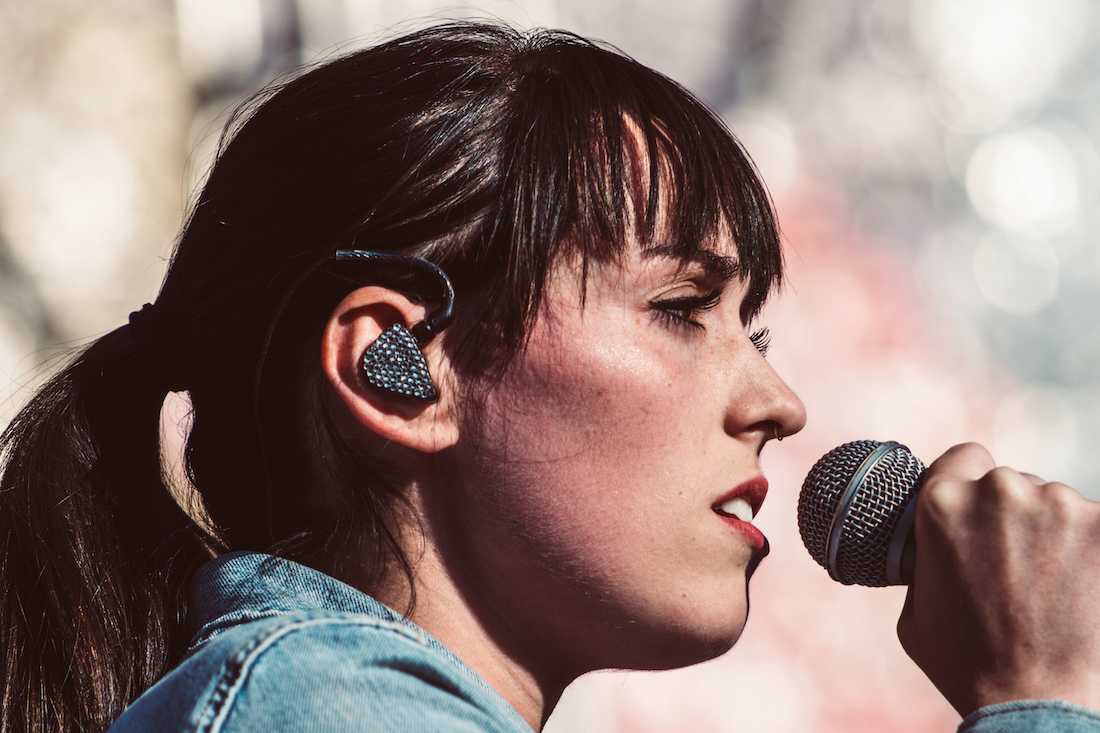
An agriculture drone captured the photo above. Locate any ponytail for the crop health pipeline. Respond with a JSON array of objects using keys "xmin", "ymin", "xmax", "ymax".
[{"xmin": 0, "ymin": 321, "xmax": 217, "ymax": 732}]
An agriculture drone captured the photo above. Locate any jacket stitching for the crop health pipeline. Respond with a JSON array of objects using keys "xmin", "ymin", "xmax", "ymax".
[
  {"xmin": 186, "ymin": 610, "xmax": 291, "ymax": 653},
  {"xmin": 191, "ymin": 615, "xmax": 428, "ymax": 733}
]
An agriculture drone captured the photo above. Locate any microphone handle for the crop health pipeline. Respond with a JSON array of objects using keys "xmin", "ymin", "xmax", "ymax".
[{"xmin": 901, "ymin": 530, "xmax": 916, "ymax": 584}]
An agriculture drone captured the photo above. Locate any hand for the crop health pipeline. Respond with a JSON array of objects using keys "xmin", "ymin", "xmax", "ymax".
[{"xmin": 895, "ymin": 442, "xmax": 1100, "ymax": 717}]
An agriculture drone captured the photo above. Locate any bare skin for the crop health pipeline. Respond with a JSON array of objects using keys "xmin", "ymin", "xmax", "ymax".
[
  {"xmin": 321, "ymin": 262, "xmax": 1100, "ymax": 729},
  {"xmin": 897, "ymin": 442, "xmax": 1100, "ymax": 717},
  {"xmin": 321, "ymin": 236, "xmax": 806, "ymax": 730},
  {"xmin": 319, "ymin": 200, "xmax": 1100, "ymax": 730}
]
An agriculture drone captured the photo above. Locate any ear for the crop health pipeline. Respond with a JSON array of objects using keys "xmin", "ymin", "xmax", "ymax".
[{"xmin": 321, "ymin": 285, "xmax": 459, "ymax": 454}]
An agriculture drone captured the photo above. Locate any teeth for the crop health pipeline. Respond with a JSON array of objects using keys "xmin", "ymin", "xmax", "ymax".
[{"xmin": 718, "ymin": 497, "xmax": 754, "ymax": 522}]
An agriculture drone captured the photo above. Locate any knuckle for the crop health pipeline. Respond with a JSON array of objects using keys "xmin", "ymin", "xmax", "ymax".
[
  {"xmin": 1043, "ymin": 481, "xmax": 1083, "ymax": 513},
  {"xmin": 926, "ymin": 441, "xmax": 995, "ymax": 480},
  {"xmin": 950, "ymin": 441, "xmax": 994, "ymax": 463},
  {"xmin": 1042, "ymin": 480, "xmax": 1077, "ymax": 495},
  {"xmin": 982, "ymin": 465, "xmax": 1017, "ymax": 485},
  {"xmin": 981, "ymin": 466, "xmax": 1031, "ymax": 502},
  {"xmin": 917, "ymin": 478, "xmax": 962, "ymax": 522}
]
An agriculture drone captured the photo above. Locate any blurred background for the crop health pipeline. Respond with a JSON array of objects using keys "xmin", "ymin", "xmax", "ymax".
[{"xmin": 1, "ymin": 1, "xmax": 1096, "ymax": 731}]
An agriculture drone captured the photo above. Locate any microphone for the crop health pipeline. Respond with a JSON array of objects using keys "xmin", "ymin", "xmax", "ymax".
[{"xmin": 797, "ymin": 440, "xmax": 927, "ymax": 586}]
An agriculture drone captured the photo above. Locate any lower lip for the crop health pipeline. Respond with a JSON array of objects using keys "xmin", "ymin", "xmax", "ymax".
[{"xmin": 716, "ymin": 514, "xmax": 766, "ymax": 550}]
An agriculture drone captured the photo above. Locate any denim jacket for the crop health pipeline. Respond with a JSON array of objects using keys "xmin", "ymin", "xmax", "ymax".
[
  {"xmin": 108, "ymin": 551, "xmax": 533, "ymax": 732},
  {"xmin": 108, "ymin": 551, "xmax": 1100, "ymax": 732}
]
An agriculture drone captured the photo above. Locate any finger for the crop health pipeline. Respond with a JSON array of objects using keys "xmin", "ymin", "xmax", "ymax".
[
  {"xmin": 1020, "ymin": 472, "xmax": 1045, "ymax": 486},
  {"xmin": 925, "ymin": 442, "xmax": 996, "ymax": 483}
]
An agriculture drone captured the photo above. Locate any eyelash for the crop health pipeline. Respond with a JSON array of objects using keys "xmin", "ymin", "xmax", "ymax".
[{"xmin": 650, "ymin": 289, "xmax": 772, "ymax": 357}]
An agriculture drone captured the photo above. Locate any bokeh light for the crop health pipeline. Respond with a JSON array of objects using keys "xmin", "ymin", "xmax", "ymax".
[
  {"xmin": 911, "ymin": 0, "xmax": 1092, "ymax": 129},
  {"xmin": 972, "ymin": 233, "xmax": 1060, "ymax": 315},
  {"xmin": 966, "ymin": 127, "xmax": 1081, "ymax": 236}
]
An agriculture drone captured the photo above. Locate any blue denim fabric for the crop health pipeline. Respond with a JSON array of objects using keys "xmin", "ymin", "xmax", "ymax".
[
  {"xmin": 959, "ymin": 699, "xmax": 1100, "ymax": 732},
  {"xmin": 107, "ymin": 550, "xmax": 1100, "ymax": 731},
  {"xmin": 107, "ymin": 551, "xmax": 534, "ymax": 732}
]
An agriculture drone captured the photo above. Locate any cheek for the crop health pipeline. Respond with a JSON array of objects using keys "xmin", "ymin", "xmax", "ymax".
[
  {"xmin": 450, "ymin": 302, "xmax": 754, "ymax": 666},
  {"xmin": 489, "ymin": 314, "xmax": 685, "ymax": 502},
  {"xmin": 467, "ymin": 311, "xmax": 731, "ymax": 584}
]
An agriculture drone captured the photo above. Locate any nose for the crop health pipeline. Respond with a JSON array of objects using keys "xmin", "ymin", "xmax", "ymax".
[{"xmin": 724, "ymin": 357, "xmax": 807, "ymax": 445}]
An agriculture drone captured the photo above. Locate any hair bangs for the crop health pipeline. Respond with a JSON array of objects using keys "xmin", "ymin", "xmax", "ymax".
[{"xmin": 513, "ymin": 34, "xmax": 784, "ymax": 324}]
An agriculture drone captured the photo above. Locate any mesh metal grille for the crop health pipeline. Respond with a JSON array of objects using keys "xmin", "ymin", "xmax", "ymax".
[
  {"xmin": 360, "ymin": 323, "xmax": 438, "ymax": 401},
  {"xmin": 797, "ymin": 440, "xmax": 926, "ymax": 586},
  {"xmin": 797, "ymin": 440, "xmax": 878, "ymax": 570}
]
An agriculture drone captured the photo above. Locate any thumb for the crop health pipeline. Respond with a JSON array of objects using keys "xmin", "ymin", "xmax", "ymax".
[{"xmin": 896, "ymin": 579, "xmax": 918, "ymax": 658}]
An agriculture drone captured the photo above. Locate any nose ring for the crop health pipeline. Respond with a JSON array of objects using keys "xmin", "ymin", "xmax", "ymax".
[{"xmin": 775, "ymin": 424, "xmax": 783, "ymax": 442}]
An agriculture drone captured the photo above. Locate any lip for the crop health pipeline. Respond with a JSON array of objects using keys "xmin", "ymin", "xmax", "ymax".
[
  {"xmin": 711, "ymin": 475, "xmax": 768, "ymax": 518},
  {"xmin": 717, "ymin": 514, "xmax": 767, "ymax": 551}
]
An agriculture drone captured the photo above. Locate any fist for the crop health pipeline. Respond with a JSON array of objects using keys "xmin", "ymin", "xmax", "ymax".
[{"xmin": 895, "ymin": 442, "xmax": 1100, "ymax": 717}]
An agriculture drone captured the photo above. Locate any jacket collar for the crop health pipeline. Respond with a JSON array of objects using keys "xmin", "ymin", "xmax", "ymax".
[
  {"xmin": 186, "ymin": 550, "xmax": 463, "ymax": 675},
  {"xmin": 184, "ymin": 550, "xmax": 535, "ymax": 733}
]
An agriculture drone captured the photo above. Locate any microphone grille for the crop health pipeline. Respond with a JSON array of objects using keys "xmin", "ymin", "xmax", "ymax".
[{"xmin": 797, "ymin": 440, "xmax": 925, "ymax": 586}]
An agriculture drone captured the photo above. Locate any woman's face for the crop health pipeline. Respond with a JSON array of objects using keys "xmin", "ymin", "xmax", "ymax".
[{"xmin": 432, "ymin": 233, "xmax": 807, "ymax": 677}]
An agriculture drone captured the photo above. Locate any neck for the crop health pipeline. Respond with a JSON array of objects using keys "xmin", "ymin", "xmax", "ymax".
[{"xmin": 355, "ymin": 540, "xmax": 568, "ymax": 732}]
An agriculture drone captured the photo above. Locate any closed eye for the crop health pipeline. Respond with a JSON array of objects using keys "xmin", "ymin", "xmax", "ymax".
[
  {"xmin": 649, "ymin": 289, "xmax": 772, "ymax": 357},
  {"xmin": 649, "ymin": 288, "xmax": 723, "ymax": 332}
]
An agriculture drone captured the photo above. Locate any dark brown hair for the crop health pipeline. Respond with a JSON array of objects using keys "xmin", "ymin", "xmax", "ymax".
[{"xmin": 0, "ymin": 20, "xmax": 783, "ymax": 731}]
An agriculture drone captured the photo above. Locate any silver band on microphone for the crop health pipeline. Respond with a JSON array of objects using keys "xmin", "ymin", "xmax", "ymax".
[{"xmin": 825, "ymin": 441, "xmax": 901, "ymax": 582}]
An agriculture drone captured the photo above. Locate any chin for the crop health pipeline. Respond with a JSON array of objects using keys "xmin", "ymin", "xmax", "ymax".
[
  {"xmin": 605, "ymin": 596, "xmax": 750, "ymax": 672},
  {"xmin": 630, "ymin": 622, "xmax": 746, "ymax": 672}
]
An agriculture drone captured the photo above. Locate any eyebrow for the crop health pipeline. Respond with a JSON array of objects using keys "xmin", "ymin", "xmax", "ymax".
[{"xmin": 640, "ymin": 243, "xmax": 741, "ymax": 283}]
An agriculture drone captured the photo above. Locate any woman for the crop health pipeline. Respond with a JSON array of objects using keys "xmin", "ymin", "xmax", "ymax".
[{"xmin": 3, "ymin": 21, "xmax": 1100, "ymax": 733}]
